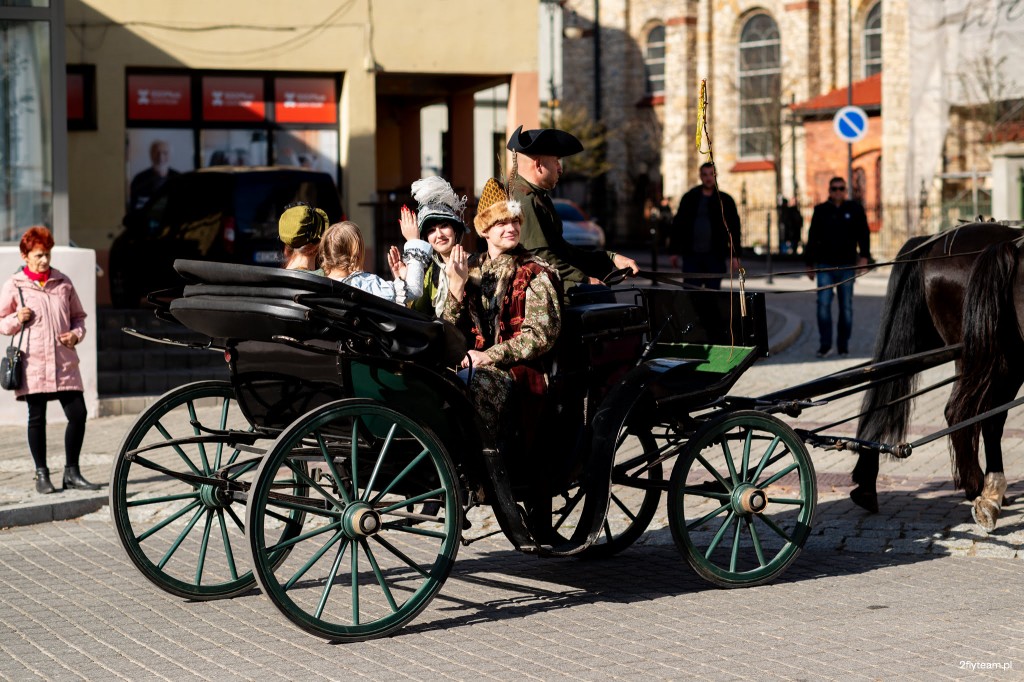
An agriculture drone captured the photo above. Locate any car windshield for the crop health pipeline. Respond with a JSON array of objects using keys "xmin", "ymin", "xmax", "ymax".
[
  {"xmin": 235, "ymin": 175, "xmax": 340, "ymax": 239},
  {"xmin": 554, "ymin": 201, "xmax": 586, "ymax": 222}
]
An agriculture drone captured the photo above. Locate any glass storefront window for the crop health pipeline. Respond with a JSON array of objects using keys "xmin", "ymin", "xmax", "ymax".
[{"xmin": 0, "ymin": 20, "xmax": 51, "ymax": 241}]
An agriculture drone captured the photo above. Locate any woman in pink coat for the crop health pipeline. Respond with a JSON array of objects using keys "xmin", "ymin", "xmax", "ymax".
[{"xmin": 0, "ymin": 227, "xmax": 96, "ymax": 494}]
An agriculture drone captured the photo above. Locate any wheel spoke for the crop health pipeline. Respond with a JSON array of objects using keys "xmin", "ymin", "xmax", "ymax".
[
  {"xmin": 609, "ymin": 492, "xmax": 638, "ymax": 521},
  {"xmin": 153, "ymin": 421, "xmax": 204, "ymax": 477},
  {"xmin": 350, "ymin": 537, "xmax": 360, "ymax": 625},
  {"xmin": 756, "ymin": 511, "xmax": 794, "ymax": 544},
  {"xmin": 379, "ymin": 522, "xmax": 448, "ymax": 540},
  {"xmin": 553, "ymin": 489, "xmax": 584, "ymax": 532},
  {"xmin": 265, "ymin": 495, "xmax": 337, "ymax": 519},
  {"xmin": 314, "ymin": 539, "xmax": 350, "ymax": 620},
  {"xmin": 267, "ymin": 519, "xmax": 342, "ymax": 554},
  {"xmin": 126, "ymin": 491, "xmax": 199, "ymax": 507},
  {"xmin": 758, "ymin": 462, "xmax": 799, "ymax": 488},
  {"xmin": 371, "ymin": 534, "xmax": 431, "ymax": 579},
  {"xmin": 360, "ymin": 539, "xmax": 399, "ymax": 613},
  {"xmin": 768, "ymin": 496, "xmax": 806, "ymax": 506},
  {"xmin": 746, "ymin": 517, "xmax": 767, "ymax": 568},
  {"xmin": 157, "ymin": 506, "xmax": 206, "ymax": 569},
  {"xmin": 284, "ymin": 459, "xmax": 345, "ymax": 511},
  {"xmin": 369, "ymin": 448, "xmax": 430, "ymax": 505},
  {"xmin": 695, "ymin": 453, "xmax": 733, "ymax": 492},
  {"xmin": 136, "ymin": 500, "xmax": 202, "ymax": 542},
  {"xmin": 225, "ymin": 504, "xmax": 245, "ymax": 531},
  {"xmin": 685, "ymin": 502, "xmax": 730, "ymax": 531},
  {"xmin": 377, "ymin": 486, "xmax": 445, "ymax": 515},
  {"xmin": 226, "ymin": 458, "xmax": 259, "ymax": 481},
  {"xmin": 729, "ymin": 518, "xmax": 743, "ymax": 573},
  {"xmin": 195, "ymin": 512, "xmax": 214, "ymax": 585},
  {"xmin": 749, "ymin": 435, "xmax": 782, "ymax": 483},
  {"xmin": 284, "ymin": 531, "xmax": 344, "ymax": 590},
  {"xmin": 186, "ymin": 400, "xmax": 212, "ymax": 474},
  {"xmin": 350, "ymin": 419, "xmax": 360, "ymax": 497},
  {"xmin": 216, "ymin": 509, "xmax": 239, "ymax": 581},
  {"xmin": 316, "ymin": 430, "xmax": 353, "ymax": 505},
  {"xmin": 721, "ymin": 436, "xmax": 740, "ymax": 485},
  {"xmin": 741, "ymin": 430, "xmax": 753, "ymax": 480},
  {"xmin": 677, "ymin": 486, "xmax": 731, "ymax": 501},
  {"xmin": 361, "ymin": 423, "xmax": 398, "ymax": 502},
  {"xmin": 704, "ymin": 510, "xmax": 736, "ymax": 559},
  {"xmin": 214, "ymin": 397, "xmax": 230, "ymax": 470}
]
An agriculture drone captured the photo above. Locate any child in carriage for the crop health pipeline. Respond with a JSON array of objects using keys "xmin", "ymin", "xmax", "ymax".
[
  {"xmin": 319, "ymin": 220, "xmax": 431, "ymax": 305},
  {"xmin": 388, "ymin": 176, "xmax": 467, "ymax": 316}
]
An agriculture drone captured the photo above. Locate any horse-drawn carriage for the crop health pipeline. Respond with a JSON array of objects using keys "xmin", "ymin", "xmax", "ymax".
[
  {"xmin": 109, "ymin": 259, "xmax": 818, "ymax": 641},
  {"xmin": 111, "ymin": 221, "xmax": 1024, "ymax": 642}
]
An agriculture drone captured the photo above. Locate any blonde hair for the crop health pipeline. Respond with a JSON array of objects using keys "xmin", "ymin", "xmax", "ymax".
[{"xmin": 319, "ymin": 221, "xmax": 365, "ymax": 278}]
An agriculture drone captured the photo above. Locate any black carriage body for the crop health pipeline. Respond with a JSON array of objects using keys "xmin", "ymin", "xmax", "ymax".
[{"xmin": 112, "ymin": 259, "xmax": 821, "ymax": 644}]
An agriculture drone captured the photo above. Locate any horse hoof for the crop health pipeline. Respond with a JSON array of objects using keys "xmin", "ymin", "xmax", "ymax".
[
  {"xmin": 971, "ymin": 497, "xmax": 1000, "ymax": 533},
  {"xmin": 850, "ymin": 487, "xmax": 879, "ymax": 514}
]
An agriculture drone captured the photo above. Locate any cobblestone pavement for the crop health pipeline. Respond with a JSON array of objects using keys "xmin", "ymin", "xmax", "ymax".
[{"xmin": 2, "ymin": 265, "xmax": 1024, "ymax": 679}]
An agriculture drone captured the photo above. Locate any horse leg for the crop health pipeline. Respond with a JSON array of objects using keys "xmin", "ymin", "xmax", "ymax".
[
  {"xmin": 850, "ymin": 450, "xmax": 879, "ymax": 514},
  {"xmin": 970, "ymin": 375, "xmax": 1020, "ymax": 532}
]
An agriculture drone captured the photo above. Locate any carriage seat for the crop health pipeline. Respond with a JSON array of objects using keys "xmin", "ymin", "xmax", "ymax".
[
  {"xmin": 560, "ymin": 301, "xmax": 649, "ymax": 341},
  {"xmin": 168, "ymin": 260, "xmax": 466, "ymax": 366}
]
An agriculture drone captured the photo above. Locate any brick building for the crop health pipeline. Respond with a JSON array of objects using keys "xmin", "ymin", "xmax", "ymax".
[{"xmin": 557, "ymin": 0, "xmax": 1024, "ymax": 253}]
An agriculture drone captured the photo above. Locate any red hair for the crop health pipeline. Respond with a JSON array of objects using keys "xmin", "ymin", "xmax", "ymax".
[{"xmin": 20, "ymin": 226, "xmax": 54, "ymax": 255}]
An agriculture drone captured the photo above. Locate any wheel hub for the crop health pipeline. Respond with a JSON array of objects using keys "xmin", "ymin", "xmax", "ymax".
[
  {"xmin": 342, "ymin": 503, "xmax": 382, "ymax": 537},
  {"xmin": 198, "ymin": 483, "xmax": 230, "ymax": 509},
  {"xmin": 732, "ymin": 484, "xmax": 767, "ymax": 515}
]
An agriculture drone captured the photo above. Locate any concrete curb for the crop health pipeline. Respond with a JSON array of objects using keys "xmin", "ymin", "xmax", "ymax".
[
  {"xmin": 766, "ymin": 304, "xmax": 804, "ymax": 356},
  {"xmin": 0, "ymin": 493, "xmax": 107, "ymax": 529}
]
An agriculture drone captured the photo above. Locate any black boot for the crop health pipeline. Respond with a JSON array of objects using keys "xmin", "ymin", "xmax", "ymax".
[
  {"xmin": 34, "ymin": 468, "xmax": 56, "ymax": 495},
  {"xmin": 63, "ymin": 465, "xmax": 100, "ymax": 491}
]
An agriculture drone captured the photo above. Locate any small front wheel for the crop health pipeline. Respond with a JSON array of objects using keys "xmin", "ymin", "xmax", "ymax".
[
  {"xmin": 247, "ymin": 399, "xmax": 461, "ymax": 642},
  {"xmin": 668, "ymin": 411, "xmax": 815, "ymax": 588}
]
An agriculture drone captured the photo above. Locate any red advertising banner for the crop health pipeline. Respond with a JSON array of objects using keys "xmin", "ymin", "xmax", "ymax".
[
  {"xmin": 67, "ymin": 72, "xmax": 84, "ymax": 121},
  {"xmin": 127, "ymin": 74, "xmax": 191, "ymax": 121},
  {"xmin": 274, "ymin": 78, "xmax": 337, "ymax": 124},
  {"xmin": 202, "ymin": 76, "xmax": 266, "ymax": 122}
]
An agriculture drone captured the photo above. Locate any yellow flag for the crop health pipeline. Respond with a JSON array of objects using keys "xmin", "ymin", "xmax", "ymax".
[{"xmin": 695, "ymin": 80, "xmax": 707, "ymax": 153}]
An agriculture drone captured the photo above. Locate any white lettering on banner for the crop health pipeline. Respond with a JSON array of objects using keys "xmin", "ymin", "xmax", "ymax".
[
  {"xmin": 211, "ymin": 90, "xmax": 256, "ymax": 107},
  {"xmin": 139, "ymin": 89, "xmax": 184, "ymax": 106},
  {"xmin": 282, "ymin": 91, "xmax": 326, "ymax": 108}
]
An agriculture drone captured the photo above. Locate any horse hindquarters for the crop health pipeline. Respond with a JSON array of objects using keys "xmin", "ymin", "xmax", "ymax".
[
  {"xmin": 851, "ymin": 237, "xmax": 941, "ymax": 511},
  {"xmin": 946, "ymin": 241, "xmax": 1024, "ymax": 501}
]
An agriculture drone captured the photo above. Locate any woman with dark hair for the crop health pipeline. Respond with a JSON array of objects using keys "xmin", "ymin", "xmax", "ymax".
[{"xmin": 0, "ymin": 227, "xmax": 95, "ymax": 494}]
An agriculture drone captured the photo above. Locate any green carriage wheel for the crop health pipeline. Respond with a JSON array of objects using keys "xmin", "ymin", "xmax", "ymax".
[
  {"xmin": 110, "ymin": 380, "xmax": 300, "ymax": 600},
  {"xmin": 246, "ymin": 399, "xmax": 462, "ymax": 642},
  {"xmin": 667, "ymin": 411, "xmax": 816, "ymax": 588},
  {"xmin": 577, "ymin": 423, "xmax": 663, "ymax": 558}
]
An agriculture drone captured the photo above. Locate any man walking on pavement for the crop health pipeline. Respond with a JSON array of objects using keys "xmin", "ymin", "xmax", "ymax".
[
  {"xmin": 506, "ymin": 125, "xmax": 638, "ymax": 289},
  {"xmin": 804, "ymin": 176, "xmax": 871, "ymax": 358},
  {"xmin": 667, "ymin": 162, "xmax": 742, "ymax": 290}
]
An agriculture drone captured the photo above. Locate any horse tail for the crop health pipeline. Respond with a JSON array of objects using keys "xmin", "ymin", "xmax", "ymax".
[
  {"xmin": 945, "ymin": 240, "xmax": 1019, "ymax": 493},
  {"xmin": 856, "ymin": 237, "xmax": 942, "ymax": 446}
]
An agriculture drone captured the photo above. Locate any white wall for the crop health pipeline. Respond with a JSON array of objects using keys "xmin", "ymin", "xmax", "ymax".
[
  {"xmin": 992, "ymin": 145, "xmax": 1024, "ymax": 222},
  {"xmin": 0, "ymin": 246, "xmax": 97, "ymax": 425}
]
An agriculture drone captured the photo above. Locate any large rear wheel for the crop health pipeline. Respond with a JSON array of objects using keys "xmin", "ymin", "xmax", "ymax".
[
  {"xmin": 110, "ymin": 381, "xmax": 295, "ymax": 599},
  {"xmin": 668, "ymin": 411, "xmax": 816, "ymax": 587},
  {"xmin": 247, "ymin": 399, "xmax": 461, "ymax": 642}
]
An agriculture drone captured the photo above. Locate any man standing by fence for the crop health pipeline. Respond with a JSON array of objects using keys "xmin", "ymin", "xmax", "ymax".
[
  {"xmin": 804, "ymin": 177, "xmax": 871, "ymax": 358},
  {"xmin": 667, "ymin": 162, "xmax": 742, "ymax": 289}
]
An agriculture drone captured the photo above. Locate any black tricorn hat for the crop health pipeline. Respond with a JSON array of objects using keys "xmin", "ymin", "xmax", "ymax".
[{"xmin": 506, "ymin": 125, "xmax": 584, "ymax": 157}]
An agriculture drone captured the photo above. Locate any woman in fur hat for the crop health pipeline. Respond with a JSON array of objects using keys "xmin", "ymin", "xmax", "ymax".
[
  {"xmin": 389, "ymin": 176, "xmax": 467, "ymax": 316},
  {"xmin": 442, "ymin": 178, "xmax": 562, "ymax": 445}
]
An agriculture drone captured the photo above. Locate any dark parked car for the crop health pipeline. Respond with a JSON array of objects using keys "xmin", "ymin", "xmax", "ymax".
[
  {"xmin": 109, "ymin": 167, "xmax": 343, "ymax": 307},
  {"xmin": 552, "ymin": 198, "xmax": 606, "ymax": 249}
]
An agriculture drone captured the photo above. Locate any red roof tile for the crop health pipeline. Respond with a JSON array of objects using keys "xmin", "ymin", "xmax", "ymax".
[{"xmin": 792, "ymin": 73, "xmax": 881, "ymax": 113}]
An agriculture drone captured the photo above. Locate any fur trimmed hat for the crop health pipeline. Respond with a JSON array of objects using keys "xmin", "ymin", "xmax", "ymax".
[
  {"xmin": 411, "ymin": 176, "xmax": 467, "ymax": 238},
  {"xmin": 474, "ymin": 177, "xmax": 522, "ymax": 236}
]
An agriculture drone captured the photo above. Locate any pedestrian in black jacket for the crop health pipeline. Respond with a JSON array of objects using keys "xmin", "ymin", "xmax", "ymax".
[
  {"xmin": 667, "ymin": 162, "xmax": 741, "ymax": 289},
  {"xmin": 804, "ymin": 177, "xmax": 871, "ymax": 357}
]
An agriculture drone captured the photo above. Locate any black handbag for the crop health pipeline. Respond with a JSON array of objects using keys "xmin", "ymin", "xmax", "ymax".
[{"xmin": 1, "ymin": 287, "xmax": 26, "ymax": 391}]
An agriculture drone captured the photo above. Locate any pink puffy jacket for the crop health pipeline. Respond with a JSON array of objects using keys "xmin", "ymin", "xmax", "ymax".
[{"xmin": 0, "ymin": 268, "xmax": 87, "ymax": 398}]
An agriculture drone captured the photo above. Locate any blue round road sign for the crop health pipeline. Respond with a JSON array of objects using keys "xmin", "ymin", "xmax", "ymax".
[{"xmin": 833, "ymin": 105, "xmax": 868, "ymax": 143}]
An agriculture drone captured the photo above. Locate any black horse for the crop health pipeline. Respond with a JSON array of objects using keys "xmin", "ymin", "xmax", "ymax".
[{"xmin": 854, "ymin": 221, "xmax": 1024, "ymax": 531}]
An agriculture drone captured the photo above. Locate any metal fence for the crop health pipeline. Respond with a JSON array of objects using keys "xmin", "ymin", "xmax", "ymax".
[{"xmin": 737, "ymin": 197, "xmax": 995, "ymax": 261}]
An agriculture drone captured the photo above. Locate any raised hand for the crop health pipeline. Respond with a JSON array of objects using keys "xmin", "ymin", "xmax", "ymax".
[
  {"xmin": 446, "ymin": 244, "xmax": 469, "ymax": 300},
  {"xmin": 399, "ymin": 205, "xmax": 419, "ymax": 242},
  {"xmin": 387, "ymin": 245, "xmax": 407, "ymax": 280}
]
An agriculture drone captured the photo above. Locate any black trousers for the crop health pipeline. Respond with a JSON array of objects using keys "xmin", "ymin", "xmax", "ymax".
[{"xmin": 25, "ymin": 391, "xmax": 87, "ymax": 470}]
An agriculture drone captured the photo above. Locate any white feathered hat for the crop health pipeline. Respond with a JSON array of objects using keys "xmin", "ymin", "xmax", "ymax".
[{"xmin": 411, "ymin": 176, "xmax": 467, "ymax": 238}]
